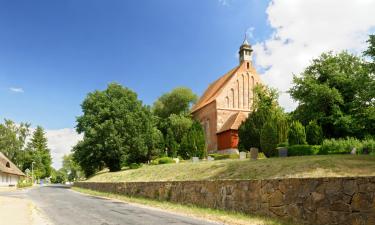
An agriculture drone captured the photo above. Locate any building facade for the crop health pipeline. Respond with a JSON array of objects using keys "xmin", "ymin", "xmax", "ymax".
[
  {"xmin": 192, "ymin": 39, "xmax": 262, "ymax": 153},
  {"xmin": 0, "ymin": 152, "xmax": 25, "ymax": 187}
]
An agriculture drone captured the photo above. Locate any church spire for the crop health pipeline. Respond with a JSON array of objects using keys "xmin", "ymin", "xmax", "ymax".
[{"xmin": 238, "ymin": 34, "xmax": 253, "ymax": 64}]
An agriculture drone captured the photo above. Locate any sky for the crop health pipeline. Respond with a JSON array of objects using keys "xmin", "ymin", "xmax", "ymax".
[{"xmin": 1, "ymin": 0, "xmax": 374, "ymax": 168}]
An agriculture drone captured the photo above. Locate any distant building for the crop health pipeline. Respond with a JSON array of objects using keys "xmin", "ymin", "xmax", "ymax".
[
  {"xmin": 192, "ymin": 38, "xmax": 262, "ymax": 154},
  {"xmin": 0, "ymin": 152, "xmax": 25, "ymax": 186}
]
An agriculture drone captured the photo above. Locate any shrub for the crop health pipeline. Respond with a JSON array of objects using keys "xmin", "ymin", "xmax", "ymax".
[
  {"xmin": 287, "ymin": 145, "xmax": 321, "ymax": 156},
  {"xmin": 277, "ymin": 142, "xmax": 289, "ymax": 147},
  {"xmin": 320, "ymin": 138, "xmax": 362, "ymax": 154},
  {"xmin": 288, "ymin": 121, "xmax": 307, "ymax": 145},
  {"xmin": 208, "ymin": 153, "xmax": 239, "ymax": 160},
  {"xmin": 258, "ymin": 152, "xmax": 267, "ymax": 159},
  {"xmin": 306, "ymin": 121, "xmax": 323, "ymax": 145},
  {"xmin": 151, "ymin": 157, "xmax": 175, "ymax": 165},
  {"xmin": 129, "ymin": 163, "xmax": 143, "ymax": 169},
  {"xmin": 260, "ymin": 121, "xmax": 279, "ymax": 157},
  {"xmin": 362, "ymin": 138, "xmax": 375, "ymax": 154},
  {"xmin": 17, "ymin": 178, "xmax": 32, "ymax": 188}
]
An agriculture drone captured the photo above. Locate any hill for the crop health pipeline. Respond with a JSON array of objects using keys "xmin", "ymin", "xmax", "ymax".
[{"xmin": 86, "ymin": 155, "xmax": 375, "ymax": 182}]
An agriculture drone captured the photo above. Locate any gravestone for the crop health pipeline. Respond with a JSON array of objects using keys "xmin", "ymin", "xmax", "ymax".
[
  {"xmin": 192, "ymin": 157, "xmax": 199, "ymax": 163},
  {"xmin": 278, "ymin": 147, "xmax": 288, "ymax": 157},
  {"xmin": 239, "ymin": 152, "xmax": 246, "ymax": 160},
  {"xmin": 350, "ymin": 148, "xmax": 357, "ymax": 155},
  {"xmin": 250, "ymin": 148, "xmax": 258, "ymax": 160},
  {"xmin": 173, "ymin": 158, "xmax": 180, "ymax": 164},
  {"xmin": 207, "ymin": 156, "xmax": 214, "ymax": 161}
]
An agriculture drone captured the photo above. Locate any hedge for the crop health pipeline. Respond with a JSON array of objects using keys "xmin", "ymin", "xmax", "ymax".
[{"xmin": 287, "ymin": 145, "xmax": 321, "ymax": 156}]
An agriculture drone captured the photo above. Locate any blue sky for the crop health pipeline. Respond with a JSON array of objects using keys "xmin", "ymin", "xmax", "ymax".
[{"xmin": 0, "ymin": 0, "xmax": 272, "ymax": 130}]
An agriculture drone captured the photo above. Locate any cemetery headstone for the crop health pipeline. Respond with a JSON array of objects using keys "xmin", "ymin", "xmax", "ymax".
[
  {"xmin": 278, "ymin": 147, "xmax": 288, "ymax": 157},
  {"xmin": 250, "ymin": 147, "xmax": 258, "ymax": 160},
  {"xmin": 192, "ymin": 157, "xmax": 199, "ymax": 163},
  {"xmin": 350, "ymin": 148, "xmax": 357, "ymax": 155},
  {"xmin": 239, "ymin": 152, "xmax": 246, "ymax": 160}
]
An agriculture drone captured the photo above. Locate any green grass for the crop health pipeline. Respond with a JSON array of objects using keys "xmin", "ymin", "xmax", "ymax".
[
  {"xmin": 73, "ymin": 187, "xmax": 295, "ymax": 225},
  {"xmin": 87, "ymin": 155, "xmax": 375, "ymax": 182}
]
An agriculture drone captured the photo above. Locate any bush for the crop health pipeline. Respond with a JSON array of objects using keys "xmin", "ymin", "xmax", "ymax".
[
  {"xmin": 320, "ymin": 138, "xmax": 363, "ymax": 154},
  {"xmin": 151, "ymin": 157, "xmax": 175, "ymax": 165},
  {"xmin": 260, "ymin": 121, "xmax": 279, "ymax": 157},
  {"xmin": 287, "ymin": 145, "xmax": 321, "ymax": 156},
  {"xmin": 208, "ymin": 153, "xmax": 239, "ymax": 160},
  {"xmin": 288, "ymin": 121, "xmax": 307, "ymax": 145},
  {"xmin": 258, "ymin": 152, "xmax": 267, "ymax": 159},
  {"xmin": 17, "ymin": 178, "xmax": 33, "ymax": 188},
  {"xmin": 306, "ymin": 121, "xmax": 323, "ymax": 145},
  {"xmin": 129, "ymin": 163, "xmax": 143, "ymax": 169},
  {"xmin": 362, "ymin": 138, "xmax": 375, "ymax": 154}
]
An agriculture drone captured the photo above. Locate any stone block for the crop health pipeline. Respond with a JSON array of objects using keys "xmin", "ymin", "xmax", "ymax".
[{"xmin": 239, "ymin": 151, "xmax": 246, "ymax": 159}]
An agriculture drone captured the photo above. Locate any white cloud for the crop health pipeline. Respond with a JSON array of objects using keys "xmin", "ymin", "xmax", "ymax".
[
  {"xmin": 252, "ymin": 0, "xmax": 375, "ymax": 111},
  {"xmin": 45, "ymin": 128, "xmax": 83, "ymax": 169},
  {"xmin": 218, "ymin": 0, "xmax": 230, "ymax": 6},
  {"xmin": 9, "ymin": 87, "xmax": 24, "ymax": 93}
]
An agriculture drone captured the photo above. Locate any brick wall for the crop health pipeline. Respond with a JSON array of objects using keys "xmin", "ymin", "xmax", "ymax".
[{"xmin": 75, "ymin": 177, "xmax": 375, "ymax": 225}]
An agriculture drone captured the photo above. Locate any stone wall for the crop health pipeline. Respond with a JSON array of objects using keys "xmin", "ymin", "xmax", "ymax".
[{"xmin": 75, "ymin": 177, "xmax": 375, "ymax": 225}]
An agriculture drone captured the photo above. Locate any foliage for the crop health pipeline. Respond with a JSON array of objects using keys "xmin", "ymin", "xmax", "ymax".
[
  {"xmin": 24, "ymin": 126, "xmax": 52, "ymax": 179},
  {"xmin": 306, "ymin": 121, "xmax": 323, "ymax": 145},
  {"xmin": 288, "ymin": 121, "xmax": 307, "ymax": 145},
  {"xmin": 208, "ymin": 154, "xmax": 239, "ymax": 160},
  {"xmin": 320, "ymin": 138, "xmax": 366, "ymax": 155},
  {"xmin": 151, "ymin": 157, "xmax": 175, "ymax": 165},
  {"xmin": 0, "ymin": 119, "xmax": 30, "ymax": 168},
  {"xmin": 239, "ymin": 84, "xmax": 288, "ymax": 153},
  {"xmin": 50, "ymin": 168, "xmax": 67, "ymax": 184},
  {"xmin": 290, "ymin": 51, "xmax": 374, "ymax": 138},
  {"xmin": 260, "ymin": 121, "xmax": 279, "ymax": 157},
  {"xmin": 73, "ymin": 83, "xmax": 160, "ymax": 175},
  {"xmin": 152, "ymin": 87, "xmax": 197, "ymax": 119},
  {"xmin": 17, "ymin": 178, "xmax": 33, "ymax": 188},
  {"xmin": 179, "ymin": 121, "xmax": 206, "ymax": 159},
  {"xmin": 61, "ymin": 154, "xmax": 83, "ymax": 181},
  {"xmin": 129, "ymin": 163, "xmax": 143, "ymax": 169},
  {"xmin": 287, "ymin": 145, "xmax": 321, "ymax": 156}
]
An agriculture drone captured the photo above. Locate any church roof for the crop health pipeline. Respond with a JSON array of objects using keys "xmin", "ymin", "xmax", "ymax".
[
  {"xmin": 217, "ymin": 111, "xmax": 248, "ymax": 133},
  {"xmin": 191, "ymin": 66, "xmax": 240, "ymax": 113},
  {"xmin": 0, "ymin": 152, "xmax": 25, "ymax": 176}
]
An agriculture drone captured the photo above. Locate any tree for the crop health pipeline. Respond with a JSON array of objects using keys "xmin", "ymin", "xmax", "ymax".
[
  {"xmin": 289, "ymin": 51, "xmax": 374, "ymax": 138},
  {"xmin": 288, "ymin": 121, "xmax": 307, "ymax": 145},
  {"xmin": 153, "ymin": 87, "xmax": 197, "ymax": 119},
  {"xmin": 180, "ymin": 121, "xmax": 206, "ymax": 159},
  {"xmin": 239, "ymin": 84, "xmax": 288, "ymax": 152},
  {"xmin": 24, "ymin": 126, "xmax": 52, "ymax": 179},
  {"xmin": 0, "ymin": 119, "xmax": 30, "ymax": 168},
  {"xmin": 260, "ymin": 121, "xmax": 278, "ymax": 157},
  {"xmin": 306, "ymin": 121, "xmax": 323, "ymax": 145},
  {"xmin": 73, "ymin": 83, "xmax": 158, "ymax": 174},
  {"xmin": 61, "ymin": 154, "xmax": 83, "ymax": 182}
]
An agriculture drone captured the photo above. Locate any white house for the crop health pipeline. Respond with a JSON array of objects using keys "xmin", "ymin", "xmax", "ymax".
[{"xmin": 0, "ymin": 152, "xmax": 25, "ymax": 187}]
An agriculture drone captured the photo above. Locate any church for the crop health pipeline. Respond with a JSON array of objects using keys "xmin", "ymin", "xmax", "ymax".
[{"xmin": 192, "ymin": 38, "xmax": 263, "ymax": 154}]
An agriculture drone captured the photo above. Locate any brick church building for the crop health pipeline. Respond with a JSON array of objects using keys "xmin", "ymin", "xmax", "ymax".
[{"xmin": 192, "ymin": 38, "xmax": 262, "ymax": 154}]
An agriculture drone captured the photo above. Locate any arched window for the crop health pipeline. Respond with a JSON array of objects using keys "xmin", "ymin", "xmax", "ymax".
[
  {"xmin": 237, "ymin": 80, "xmax": 240, "ymax": 108},
  {"xmin": 241, "ymin": 74, "xmax": 245, "ymax": 109},
  {"xmin": 230, "ymin": 88, "xmax": 235, "ymax": 108},
  {"xmin": 225, "ymin": 96, "xmax": 229, "ymax": 108},
  {"xmin": 5, "ymin": 162, "xmax": 10, "ymax": 168}
]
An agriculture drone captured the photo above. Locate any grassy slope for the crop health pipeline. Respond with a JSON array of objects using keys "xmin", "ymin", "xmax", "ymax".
[{"xmin": 87, "ymin": 155, "xmax": 375, "ymax": 182}]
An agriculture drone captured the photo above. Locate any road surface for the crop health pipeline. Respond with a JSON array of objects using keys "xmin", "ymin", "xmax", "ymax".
[{"xmin": 0, "ymin": 185, "xmax": 219, "ymax": 225}]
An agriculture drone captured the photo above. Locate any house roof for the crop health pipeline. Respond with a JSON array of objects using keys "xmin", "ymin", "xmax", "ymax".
[
  {"xmin": 191, "ymin": 66, "xmax": 240, "ymax": 113},
  {"xmin": 217, "ymin": 111, "xmax": 248, "ymax": 134},
  {"xmin": 0, "ymin": 152, "xmax": 25, "ymax": 176}
]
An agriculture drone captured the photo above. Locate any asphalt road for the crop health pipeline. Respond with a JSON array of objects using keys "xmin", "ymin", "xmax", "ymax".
[{"xmin": 0, "ymin": 185, "xmax": 219, "ymax": 225}]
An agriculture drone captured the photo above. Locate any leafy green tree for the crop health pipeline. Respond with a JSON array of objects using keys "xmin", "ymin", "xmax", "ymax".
[
  {"xmin": 24, "ymin": 126, "xmax": 52, "ymax": 179},
  {"xmin": 50, "ymin": 168, "xmax": 67, "ymax": 184},
  {"xmin": 260, "ymin": 121, "xmax": 278, "ymax": 157},
  {"xmin": 239, "ymin": 85, "xmax": 288, "ymax": 151},
  {"xmin": 290, "ymin": 51, "xmax": 374, "ymax": 138},
  {"xmin": 61, "ymin": 154, "xmax": 83, "ymax": 181},
  {"xmin": 306, "ymin": 121, "xmax": 323, "ymax": 145},
  {"xmin": 0, "ymin": 119, "xmax": 30, "ymax": 167},
  {"xmin": 73, "ymin": 83, "xmax": 158, "ymax": 174},
  {"xmin": 180, "ymin": 121, "xmax": 206, "ymax": 159},
  {"xmin": 153, "ymin": 87, "xmax": 197, "ymax": 119},
  {"xmin": 288, "ymin": 121, "xmax": 307, "ymax": 145}
]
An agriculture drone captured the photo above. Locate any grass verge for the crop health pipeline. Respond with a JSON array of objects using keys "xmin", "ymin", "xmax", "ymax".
[{"xmin": 72, "ymin": 187, "xmax": 295, "ymax": 225}]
